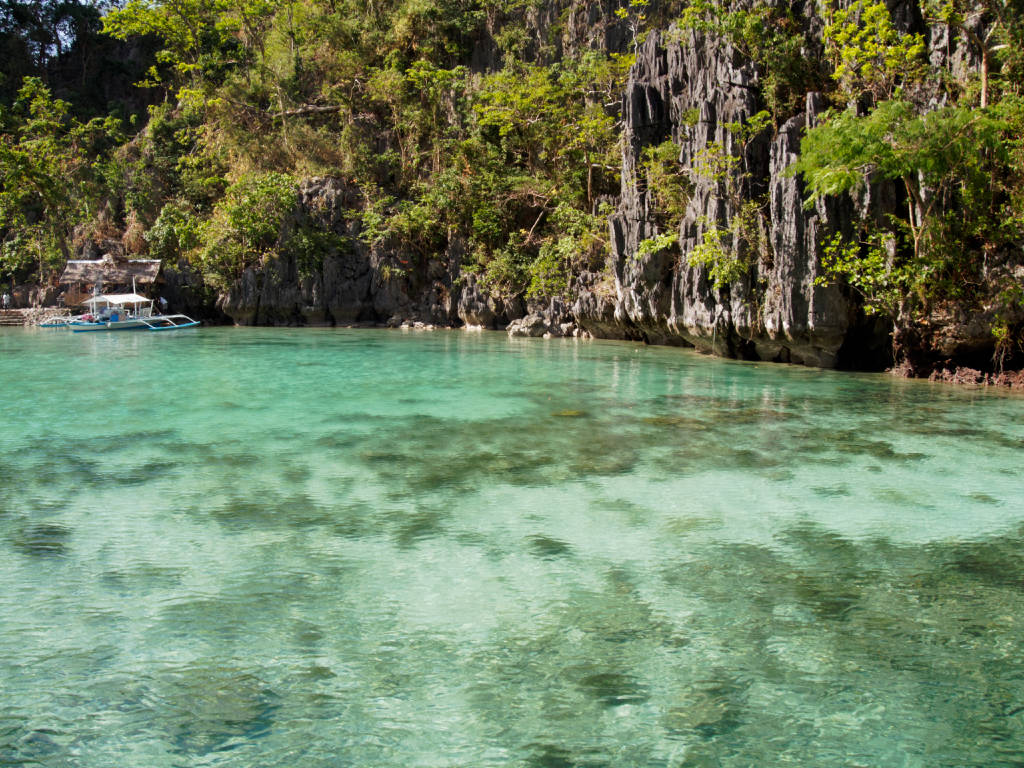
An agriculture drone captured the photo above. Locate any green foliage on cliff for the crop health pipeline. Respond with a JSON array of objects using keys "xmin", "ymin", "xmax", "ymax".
[
  {"xmin": 688, "ymin": 199, "xmax": 767, "ymax": 291},
  {"xmin": 0, "ymin": 78, "xmax": 123, "ymax": 282},
  {"xmin": 195, "ymin": 171, "xmax": 298, "ymax": 291},
  {"xmin": 676, "ymin": 0, "xmax": 821, "ymax": 115},
  {"xmin": 0, "ymin": 0, "xmax": 632, "ymax": 302},
  {"xmin": 798, "ymin": 96, "xmax": 1024, "ymax": 314},
  {"xmin": 792, "ymin": 0, "xmax": 1024, "ymax": 360},
  {"xmin": 822, "ymin": 0, "xmax": 927, "ymax": 102},
  {"xmin": 641, "ymin": 139, "xmax": 691, "ymax": 229}
]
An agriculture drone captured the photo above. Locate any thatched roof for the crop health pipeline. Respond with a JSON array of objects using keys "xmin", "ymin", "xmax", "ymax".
[{"xmin": 60, "ymin": 258, "xmax": 162, "ymax": 286}]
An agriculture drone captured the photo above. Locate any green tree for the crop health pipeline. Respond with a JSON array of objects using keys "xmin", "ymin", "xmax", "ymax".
[
  {"xmin": 794, "ymin": 102, "xmax": 1003, "ymax": 268},
  {"xmin": 822, "ymin": 0, "xmax": 927, "ymax": 103},
  {"xmin": 923, "ymin": 0, "xmax": 1024, "ymax": 106},
  {"xmin": 102, "ymin": 0, "xmax": 240, "ymax": 92},
  {"xmin": 615, "ymin": 0, "xmax": 649, "ymax": 55},
  {"xmin": 194, "ymin": 171, "xmax": 296, "ymax": 290},
  {"xmin": 0, "ymin": 77, "xmax": 121, "ymax": 282},
  {"xmin": 641, "ymin": 137, "xmax": 691, "ymax": 230},
  {"xmin": 791, "ymin": 99, "xmax": 1024, "ymax": 357}
]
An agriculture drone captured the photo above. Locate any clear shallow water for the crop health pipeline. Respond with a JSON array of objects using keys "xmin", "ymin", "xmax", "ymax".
[{"xmin": 0, "ymin": 326, "xmax": 1022, "ymax": 768}]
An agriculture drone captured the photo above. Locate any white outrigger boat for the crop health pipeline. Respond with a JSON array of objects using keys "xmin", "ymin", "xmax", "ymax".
[{"xmin": 70, "ymin": 293, "xmax": 199, "ymax": 332}]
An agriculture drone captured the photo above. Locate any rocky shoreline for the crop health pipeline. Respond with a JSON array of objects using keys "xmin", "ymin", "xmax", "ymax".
[
  {"xmin": 12, "ymin": 1, "xmax": 1020, "ymax": 387},
  {"xmin": 178, "ymin": 18, "xmax": 1014, "ymax": 379}
]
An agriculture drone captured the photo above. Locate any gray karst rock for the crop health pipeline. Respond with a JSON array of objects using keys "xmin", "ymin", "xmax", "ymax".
[
  {"xmin": 220, "ymin": 178, "xmax": 459, "ymax": 327},
  {"xmin": 458, "ymin": 272, "xmax": 528, "ymax": 330},
  {"xmin": 506, "ymin": 313, "xmax": 551, "ymax": 337},
  {"xmin": 570, "ymin": 270, "xmax": 631, "ymax": 340},
  {"xmin": 207, "ymin": 0, "xmax": 1004, "ymax": 373},
  {"xmin": 506, "ymin": 297, "xmax": 577, "ymax": 338},
  {"xmin": 587, "ymin": 28, "xmax": 875, "ymax": 366},
  {"xmin": 457, "ymin": 273, "xmax": 498, "ymax": 329}
]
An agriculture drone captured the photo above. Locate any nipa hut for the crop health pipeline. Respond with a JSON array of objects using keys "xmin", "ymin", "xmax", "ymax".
[{"xmin": 60, "ymin": 256, "xmax": 162, "ymax": 306}]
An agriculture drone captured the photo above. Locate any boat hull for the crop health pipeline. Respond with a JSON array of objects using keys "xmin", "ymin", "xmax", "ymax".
[
  {"xmin": 71, "ymin": 319, "xmax": 153, "ymax": 332},
  {"xmin": 148, "ymin": 320, "xmax": 201, "ymax": 331},
  {"xmin": 70, "ymin": 315, "xmax": 200, "ymax": 333}
]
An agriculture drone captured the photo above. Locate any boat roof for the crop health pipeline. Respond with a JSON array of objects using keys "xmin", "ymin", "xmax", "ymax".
[{"xmin": 84, "ymin": 293, "xmax": 152, "ymax": 305}]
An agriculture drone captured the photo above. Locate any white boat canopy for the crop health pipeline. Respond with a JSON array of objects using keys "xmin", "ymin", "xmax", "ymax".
[{"xmin": 84, "ymin": 293, "xmax": 152, "ymax": 305}]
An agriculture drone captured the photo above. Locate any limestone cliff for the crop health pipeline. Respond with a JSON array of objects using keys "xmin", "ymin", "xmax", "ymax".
[
  {"xmin": 589, "ymin": 28, "xmax": 876, "ymax": 367},
  {"xmin": 207, "ymin": 0, "xmax": 1007, "ymax": 374},
  {"xmin": 217, "ymin": 178, "xmax": 461, "ymax": 327}
]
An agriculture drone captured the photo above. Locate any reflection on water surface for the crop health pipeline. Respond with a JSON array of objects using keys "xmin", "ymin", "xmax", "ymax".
[{"xmin": 0, "ymin": 327, "xmax": 1021, "ymax": 767}]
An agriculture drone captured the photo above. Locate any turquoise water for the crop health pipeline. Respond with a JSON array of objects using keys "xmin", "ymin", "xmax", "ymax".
[{"xmin": 1, "ymin": 326, "xmax": 1022, "ymax": 768}]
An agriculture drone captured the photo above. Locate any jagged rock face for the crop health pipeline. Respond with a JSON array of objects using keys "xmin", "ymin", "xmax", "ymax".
[
  {"xmin": 571, "ymin": 270, "xmax": 634, "ymax": 340},
  {"xmin": 597, "ymin": 28, "xmax": 871, "ymax": 367},
  {"xmin": 587, "ymin": 0, "xmax": 990, "ymax": 370},
  {"xmin": 457, "ymin": 273, "xmax": 528, "ymax": 329},
  {"xmin": 162, "ymin": 260, "xmax": 223, "ymax": 321},
  {"xmin": 208, "ymin": 0, "xmax": 996, "ymax": 372},
  {"xmin": 514, "ymin": 0, "xmax": 631, "ymax": 64},
  {"xmin": 220, "ymin": 178, "xmax": 462, "ymax": 327},
  {"xmin": 760, "ymin": 97, "xmax": 857, "ymax": 367}
]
